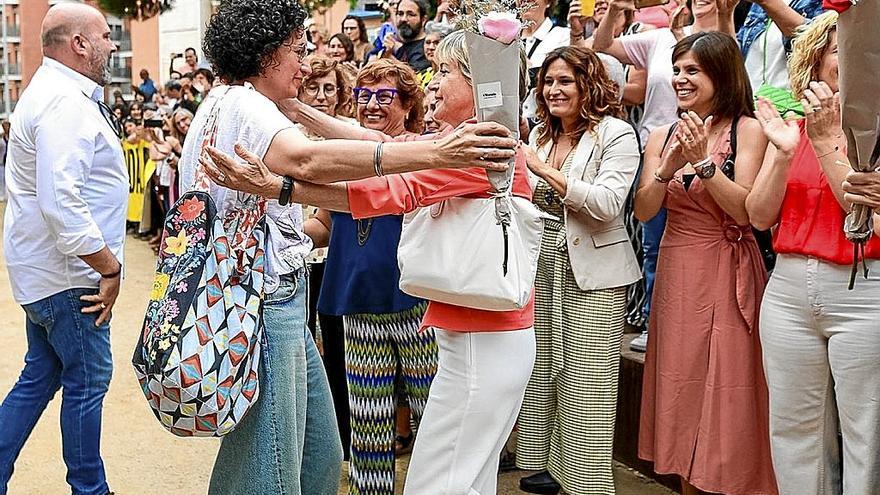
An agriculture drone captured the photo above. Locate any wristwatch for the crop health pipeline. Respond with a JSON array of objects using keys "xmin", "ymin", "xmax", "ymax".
[
  {"xmin": 693, "ymin": 158, "xmax": 716, "ymax": 179},
  {"xmin": 278, "ymin": 176, "xmax": 294, "ymax": 206}
]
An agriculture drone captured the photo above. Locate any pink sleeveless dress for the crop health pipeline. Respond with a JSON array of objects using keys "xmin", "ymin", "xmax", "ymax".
[{"xmin": 638, "ymin": 123, "xmax": 778, "ymax": 494}]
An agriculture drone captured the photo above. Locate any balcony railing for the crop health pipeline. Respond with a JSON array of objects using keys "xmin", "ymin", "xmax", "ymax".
[
  {"xmin": 111, "ymin": 66, "xmax": 131, "ymax": 79},
  {"xmin": 111, "ymin": 31, "xmax": 132, "ymax": 51},
  {"xmin": 4, "ymin": 24, "xmax": 20, "ymax": 37}
]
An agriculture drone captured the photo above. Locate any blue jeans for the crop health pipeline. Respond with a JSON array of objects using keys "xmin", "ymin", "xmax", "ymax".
[
  {"xmin": 0, "ymin": 288, "xmax": 113, "ymax": 495},
  {"xmin": 641, "ymin": 209, "xmax": 667, "ymax": 321},
  {"xmin": 208, "ymin": 271, "xmax": 343, "ymax": 495}
]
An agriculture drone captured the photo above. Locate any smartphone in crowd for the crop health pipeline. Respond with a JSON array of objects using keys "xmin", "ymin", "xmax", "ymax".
[{"xmin": 634, "ymin": 0, "xmax": 671, "ymax": 9}]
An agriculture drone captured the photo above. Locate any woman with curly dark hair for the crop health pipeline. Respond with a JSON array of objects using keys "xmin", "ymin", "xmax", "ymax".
[
  {"xmin": 180, "ymin": 2, "xmax": 516, "ymax": 494},
  {"xmin": 515, "ymin": 46, "xmax": 641, "ymax": 495}
]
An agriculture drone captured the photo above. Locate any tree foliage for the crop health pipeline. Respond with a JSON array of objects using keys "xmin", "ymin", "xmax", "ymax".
[{"xmin": 96, "ymin": 0, "xmax": 176, "ymax": 20}]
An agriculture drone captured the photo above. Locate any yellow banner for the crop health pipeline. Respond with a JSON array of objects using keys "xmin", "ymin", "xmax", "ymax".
[{"xmin": 123, "ymin": 139, "xmax": 156, "ymax": 223}]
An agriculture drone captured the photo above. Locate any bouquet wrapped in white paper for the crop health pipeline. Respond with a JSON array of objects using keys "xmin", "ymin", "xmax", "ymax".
[{"xmin": 465, "ymin": 11, "xmax": 523, "ymax": 194}]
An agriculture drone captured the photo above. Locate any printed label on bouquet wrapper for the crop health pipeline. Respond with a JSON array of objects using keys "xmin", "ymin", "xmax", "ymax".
[{"xmin": 477, "ymin": 81, "xmax": 503, "ymax": 109}]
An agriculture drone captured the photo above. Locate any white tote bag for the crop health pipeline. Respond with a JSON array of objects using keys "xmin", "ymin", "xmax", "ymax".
[{"xmin": 397, "ymin": 193, "xmax": 547, "ymax": 311}]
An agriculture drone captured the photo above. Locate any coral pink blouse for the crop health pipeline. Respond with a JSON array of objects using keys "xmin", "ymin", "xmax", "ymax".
[{"xmin": 345, "ymin": 130, "xmax": 534, "ymax": 332}]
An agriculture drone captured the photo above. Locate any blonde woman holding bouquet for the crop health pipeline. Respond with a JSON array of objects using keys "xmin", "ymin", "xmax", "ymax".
[{"xmin": 202, "ymin": 27, "xmax": 534, "ymax": 495}]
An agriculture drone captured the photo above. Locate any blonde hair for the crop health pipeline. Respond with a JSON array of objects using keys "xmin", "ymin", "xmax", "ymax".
[
  {"xmin": 434, "ymin": 30, "xmax": 530, "ymax": 104},
  {"xmin": 789, "ymin": 11, "xmax": 838, "ymax": 100}
]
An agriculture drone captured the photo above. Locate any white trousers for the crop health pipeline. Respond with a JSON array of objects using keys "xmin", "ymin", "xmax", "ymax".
[
  {"xmin": 403, "ymin": 327, "xmax": 536, "ymax": 495},
  {"xmin": 760, "ymin": 254, "xmax": 880, "ymax": 495}
]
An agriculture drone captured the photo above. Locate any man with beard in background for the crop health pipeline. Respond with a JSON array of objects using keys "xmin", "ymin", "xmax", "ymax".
[
  {"xmin": 0, "ymin": 4, "xmax": 126, "ymax": 495},
  {"xmin": 382, "ymin": 0, "xmax": 432, "ymax": 73}
]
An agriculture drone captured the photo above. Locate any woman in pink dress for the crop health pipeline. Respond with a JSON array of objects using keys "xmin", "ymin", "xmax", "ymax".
[{"xmin": 633, "ymin": 32, "xmax": 777, "ymax": 495}]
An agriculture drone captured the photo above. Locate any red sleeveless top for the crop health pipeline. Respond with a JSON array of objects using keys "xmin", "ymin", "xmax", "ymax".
[{"xmin": 772, "ymin": 123, "xmax": 880, "ymax": 265}]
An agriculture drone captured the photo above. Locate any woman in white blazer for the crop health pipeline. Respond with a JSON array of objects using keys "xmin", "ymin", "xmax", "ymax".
[{"xmin": 515, "ymin": 45, "xmax": 641, "ymax": 495}]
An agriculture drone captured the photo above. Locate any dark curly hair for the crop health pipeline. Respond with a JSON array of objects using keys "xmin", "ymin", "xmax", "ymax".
[{"xmin": 203, "ymin": 0, "xmax": 308, "ymax": 83}]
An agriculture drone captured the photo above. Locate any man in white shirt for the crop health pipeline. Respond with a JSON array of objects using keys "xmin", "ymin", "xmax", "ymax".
[
  {"xmin": 0, "ymin": 4, "xmax": 125, "ymax": 495},
  {"xmin": 0, "ymin": 121, "xmax": 8, "ymax": 202}
]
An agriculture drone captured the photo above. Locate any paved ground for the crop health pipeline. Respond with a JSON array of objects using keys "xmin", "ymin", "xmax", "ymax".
[{"xmin": 0, "ymin": 202, "xmax": 673, "ymax": 494}]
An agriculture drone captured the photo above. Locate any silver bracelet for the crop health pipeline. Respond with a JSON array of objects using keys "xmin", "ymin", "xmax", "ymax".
[{"xmin": 374, "ymin": 142, "xmax": 384, "ymax": 177}]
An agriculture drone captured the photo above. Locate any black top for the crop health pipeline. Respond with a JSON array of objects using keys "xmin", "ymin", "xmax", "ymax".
[{"xmin": 396, "ymin": 38, "xmax": 431, "ymax": 73}]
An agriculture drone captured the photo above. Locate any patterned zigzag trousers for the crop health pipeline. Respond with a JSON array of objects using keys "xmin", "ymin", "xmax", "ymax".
[{"xmin": 343, "ymin": 304, "xmax": 437, "ymax": 495}]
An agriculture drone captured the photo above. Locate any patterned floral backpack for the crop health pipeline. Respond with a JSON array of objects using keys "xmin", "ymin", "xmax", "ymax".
[{"xmin": 132, "ymin": 89, "xmax": 268, "ymax": 437}]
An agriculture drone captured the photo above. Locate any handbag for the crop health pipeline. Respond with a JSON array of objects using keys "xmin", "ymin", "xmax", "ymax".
[
  {"xmin": 132, "ymin": 88, "xmax": 269, "ymax": 437},
  {"xmin": 397, "ymin": 188, "xmax": 547, "ymax": 311}
]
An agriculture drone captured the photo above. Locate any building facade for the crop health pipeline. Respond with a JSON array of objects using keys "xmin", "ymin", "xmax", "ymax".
[{"xmin": 0, "ymin": 0, "xmax": 165, "ymax": 119}]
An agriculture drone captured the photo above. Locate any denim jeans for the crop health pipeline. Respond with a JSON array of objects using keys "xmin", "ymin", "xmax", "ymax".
[
  {"xmin": 0, "ymin": 288, "xmax": 113, "ymax": 495},
  {"xmin": 208, "ymin": 271, "xmax": 343, "ymax": 495},
  {"xmin": 640, "ymin": 208, "xmax": 667, "ymax": 321}
]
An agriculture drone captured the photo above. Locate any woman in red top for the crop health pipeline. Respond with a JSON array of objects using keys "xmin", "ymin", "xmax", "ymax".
[
  {"xmin": 203, "ymin": 30, "xmax": 535, "ymax": 495},
  {"xmin": 746, "ymin": 12, "xmax": 880, "ymax": 494}
]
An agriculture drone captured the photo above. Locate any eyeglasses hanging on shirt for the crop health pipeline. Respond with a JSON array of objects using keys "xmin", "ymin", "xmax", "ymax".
[{"xmin": 83, "ymin": 91, "xmax": 124, "ymax": 139}]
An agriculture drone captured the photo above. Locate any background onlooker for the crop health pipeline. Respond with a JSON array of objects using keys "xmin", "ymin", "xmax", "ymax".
[
  {"xmin": 520, "ymin": 0, "xmax": 570, "ymax": 123},
  {"xmin": 162, "ymin": 79, "xmax": 182, "ymax": 112},
  {"xmin": 327, "ymin": 32, "xmax": 359, "ymax": 84},
  {"xmin": 369, "ymin": 0, "xmax": 400, "ymax": 61},
  {"xmin": 137, "ymin": 68, "xmax": 158, "ymax": 102},
  {"xmin": 178, "ymin": 46, "xmax": 199, "ymax": 74},
  {"xmin": 421, "ymin": 18, "xmax": 456, "ymax": 86},
  {"xmin": 729, "ymin": 0, "xmax": 824, "ymax": 94},
  {"xmin": 342, "ymin": 15, "xmax": 371, "ymax": 64},
  {"xmin": 295, "ymin": 55, "xmax": 356, "ymax": 461},
  {"xmin": 193, "ymin": 68, "xmax": 215, "ymax": 95},
  {"xmin": 383, "ymin": 0, "xmax": 431, "ymax": 73},
  {"xmin": 308, "ymin": 22, "xmax": 330, "ymax": 56}
]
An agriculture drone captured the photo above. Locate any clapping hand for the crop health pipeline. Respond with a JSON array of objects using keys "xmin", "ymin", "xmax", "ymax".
[
  {"xmin": 657, "ymin": 131, "xmax": 688, "ymax": 178},
  {"xmin": 716, "ymin": 0, "xmax": 740, "ymax": 14},
  {"xmin": 801, "ymin": 81, "xmax": 842, "ymax": 144},
  {"xmin": 676, "ymin": 111, "xmax": 713, "ymax": 165},
  {"xmin": 755, "ymin": 96, "xmax": 801, "ymax": 155},
  {"xmin": 670, "ymin": 3, "xmax": 691, "ymax": 41},
  {"xmin": 383, "ymin": 32, "xmax": 402, "ymax": 54}
]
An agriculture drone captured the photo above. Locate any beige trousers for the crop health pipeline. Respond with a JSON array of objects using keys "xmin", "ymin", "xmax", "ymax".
[{"xmin": 760, "ymin": 254, "xmax": 880, "ymax": 495}]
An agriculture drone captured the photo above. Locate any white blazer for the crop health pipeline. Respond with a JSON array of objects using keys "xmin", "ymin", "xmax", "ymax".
[{"xmin": 529, "ymin": 116, "xmax": 642, "ymax": 291}]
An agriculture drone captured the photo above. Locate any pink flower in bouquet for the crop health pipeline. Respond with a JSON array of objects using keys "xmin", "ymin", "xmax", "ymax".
[{"xmin": 478, "ymin": 12, "xmax": 521, "ymax": 44}]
